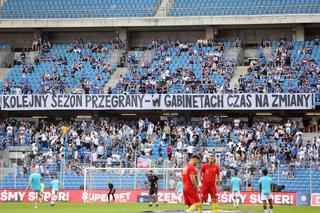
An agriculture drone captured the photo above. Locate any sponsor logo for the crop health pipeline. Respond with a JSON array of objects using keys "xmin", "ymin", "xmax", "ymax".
[
  {"xmin": 311, "ymin": 194, "xmax": 320, "ymax": 206},
  {"xmin": 0, "ymin": 190, "xmax": 296, "ymax": 205}
]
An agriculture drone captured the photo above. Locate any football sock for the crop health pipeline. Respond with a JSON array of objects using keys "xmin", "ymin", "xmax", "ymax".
[
  {"xmin": 197, "ymin": 205, "xmax": 203, "ymax": 213},
  {"xmin": 213, "ymin": 202, "xmax": 219, "ymax": 213},
  {"xmin": 187, "ymin": 204, "xmax": 198, "ymax": 212}
]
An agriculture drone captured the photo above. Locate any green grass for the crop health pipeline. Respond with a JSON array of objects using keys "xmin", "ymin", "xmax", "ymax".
[{"xmin": 0, "ymin": 203, "xmax": 319, "ymax": 213}]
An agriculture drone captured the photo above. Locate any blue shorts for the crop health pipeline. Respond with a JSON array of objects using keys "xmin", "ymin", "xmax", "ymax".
[{"xmin": 33, "ymin": 189, "xmax": 40, "ymax": 196}]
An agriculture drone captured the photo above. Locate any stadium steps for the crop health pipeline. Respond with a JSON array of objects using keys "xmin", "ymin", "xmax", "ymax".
[
  {"xmin": 0, "ymin": 168, "xmax": 14, "ymax": 183},
  {"xmin": 303, "ymin": 132, "xmax": 320, "ymax": 142},
  {"xmin": 225, "ymin": 47, "xmax": 244, "ymax": 65},
  {"xmin": 230, "ymin": 66, "xmax": 249, "ymax": 88},
  {"xmin": 0, "ymin": 50, "xmax": 14, "ymax": 68},
  {"xmin": 244, "ymin": 48, "xmax": 258, "ymax": 59},
  {"xmin": 25, "ymin": 51, "xmax": 38, "ymax": 64},
  {"xmin": 155, "ymin": 0, "xmax": 173, "ymax": 17},
  {"xmin": 102, "ymin": 49, "xmax": 127, "ymax": 91},
  {"xmin": 139, "ymin": 50, "xmax": 153, "ymax": 64},
  {"xmin": 0, "ymin": 145, "xmax": 14, "ymax": 183},
  {"xmin": 106, "ymin": 49, "xmax": 125, "ymax": 67},
  {"xmin": 0, "ymin": 146, "xmax": 11, "ymax": 167},
  {"xmin": 0, "ymin": 68, "xmax": 11, "ymax": 81},
  {"xmin": 14, "ymin": 51, "xmax": 38, "ymax": 65},
  {"xmin": 262, "ymin": 47, "xmax": 273, "ymax": 61},
  {"xmin": 103, "ymin": 67, "xmax": 129, "ymax": 91}
]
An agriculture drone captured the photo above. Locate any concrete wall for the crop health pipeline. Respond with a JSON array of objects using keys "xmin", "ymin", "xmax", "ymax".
[
  {"xmin": 294, "ymin": 25, "xmax": 305, "ymax": 41},
  {"xmin": 0, "ymin": 14, "xmax": 319, "ymax": 28},
  {"xmin": 129, "ymin": 30, "xmax": 205, "ymax": 47},
  {"xmin": 48, "ymin": 31, "xmax": 117, "ymax": 43},
  {"xmin": 0, "ymin": 32, "xmax": 34, "ymax": 48},
  {"xmin": 217, "ymin": 27, "xmax": 294, "ymax": 44},
  {"xmin": 305, "ymin": 27, "xmax": 320, "ymax": 38},
  {"xmin": 205, "ymin": 26, "xmax": 215, "ymax": 40},
  {"xmin": 0, "ymin": 22, "xmax": 318, "ymax": 49},
  {"xmin": 0, "ymin": 52, "xmax": 14, "ymax": 68}
]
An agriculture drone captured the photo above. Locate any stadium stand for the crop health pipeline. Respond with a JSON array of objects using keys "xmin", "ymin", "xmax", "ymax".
[
  {"xmin": 1, "ymin": 0, "xmax": 320, "ymax": 19},
  {"xmin": 111, "ymin": 40, "xmax": 236, "ymax": 94},
  {"xmin": 1, "ymin": 39, "xmax": 123, "ymax": 94},
  {"xmin": 168, "ymin": 0, "xmax": 320, "ymax": 16},
  {"xmin": 0, "ymin": 0, "xmax": 161, "ymax": 19},
  {"xmin": 0, "ymin": 117, "xmax": 319, "ymax": 192},
  {"xmin": 2, "ymin": 39, "xmax": 320, "ymax": 96},
  {"xmin": 0, "ymin": 5, "xmax": 320, "ymax": 204},
  {"xmin": 0, "ymin": 0, "xmax": 319, "ymax": 204},
  {"xmin": 238, "ymin": 40, "xmax": 320, "ymax": 93}
]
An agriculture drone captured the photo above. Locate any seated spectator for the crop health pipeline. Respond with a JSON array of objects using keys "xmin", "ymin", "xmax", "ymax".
[
  {"xmin": 96, "ymin": 72, "xmax": 103, "ymax": 81},
  {"xmin": 315, "ymin": 35, "xmax": 320, "ymax": 45},
  {"xmin": 235, "ymin": 37, "xmax": 241, "ymax": 47}
]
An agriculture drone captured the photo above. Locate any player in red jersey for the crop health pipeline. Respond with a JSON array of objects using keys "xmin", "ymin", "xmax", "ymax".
[
  {"xmin": 182, "ymin": 154, "xmax": 202, "ymax": 213},
  {"xmin": 199, "ymin": 153, "xmax": 220, "ymax": 213}
]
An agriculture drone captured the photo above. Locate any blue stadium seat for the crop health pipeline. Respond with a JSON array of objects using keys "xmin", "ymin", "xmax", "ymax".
[
  {"xmin": 0, "ymin": 0, "xmax": 161, "ymax": 18},
  {"xmin": 168, "ymin": 0, "xmax": 320, "ymax": 16}
]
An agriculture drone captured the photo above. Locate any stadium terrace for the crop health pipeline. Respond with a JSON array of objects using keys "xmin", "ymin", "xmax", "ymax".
[{"xmin": 0, "ymin": 1, "xmax": 320, "ymax": 212}]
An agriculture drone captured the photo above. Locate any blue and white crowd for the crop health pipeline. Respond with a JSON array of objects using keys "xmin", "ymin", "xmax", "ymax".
[{"xmin": 1, "ymin": 117, "xmax": 319, "ymax": 183}]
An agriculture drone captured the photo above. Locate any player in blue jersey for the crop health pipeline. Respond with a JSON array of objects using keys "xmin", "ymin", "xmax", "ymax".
[
  {"xmin": 50, "ymin": 172, "xmax": 61, "ymax": 206},
  {"xmin": 259, "ymin": 169, "xmax": 273, "ymax": 213},
  {"xmin": 176, "ymin": 178, "xmax": 183, "ymax": 204},
  {"xmin": 26, "ymin": 167, "xmax": 42, "ymax": 208},
  {"xmin": 230, "ymin": 172, "xmax": 242, "ymax": 208}
]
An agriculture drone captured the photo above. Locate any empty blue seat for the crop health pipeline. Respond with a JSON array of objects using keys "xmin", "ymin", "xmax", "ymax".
[
  {"xmin": 168, "ymin": 0, "xmax": 320, "ymax": 16},
  {"xmin": 0, "ymin": 0, "xmax": 159, "ymax": 18}
]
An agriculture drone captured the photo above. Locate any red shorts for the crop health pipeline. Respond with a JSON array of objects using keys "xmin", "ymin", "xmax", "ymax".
[
  {"xmin": 183, "ymin": 187, "xmax": 200, "ymax": 206},
  {"xmin": 201, "ymin": 184, "xmax": 217, "ymax": 201}
]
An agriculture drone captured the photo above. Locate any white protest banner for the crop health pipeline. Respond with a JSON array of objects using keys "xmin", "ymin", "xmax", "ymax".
[{"xmin": 0, "ymin": 93, "xmax": 315, "ymax": 111}]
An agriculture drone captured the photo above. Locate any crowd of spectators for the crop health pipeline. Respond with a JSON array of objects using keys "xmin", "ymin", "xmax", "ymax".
[
  {"xmin": 237, "ymin": 38, "xmax": 320, "ymax": 94},
  {"xmin": 1, "ymin": 116, "xmax": 319, "ymax": 182},
  {"xmin": 218, "ymin": 121, "xmax": 320, "ymax": 189},
  {"xmin": 1, "ymin": 38, "xmax": 125, "ymax": 95},
  {"xmin": 1, "ymin": 79, "xmax": 34, "ymax": 95},
  {"xmin": 31, "ymin": 36, "xmax": 52, "ymax": 53},
  {"xmin": 112, "ymin": 39, "xmax": 235, "ymax": 94},
  {"xmin": 2, "ymin": 38, "xmax": 320, "ymax": 95}
]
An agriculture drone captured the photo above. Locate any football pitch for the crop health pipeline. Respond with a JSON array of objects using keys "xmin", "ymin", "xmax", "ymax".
[{"xmin": 0, "ymin": 203, "xmax": 319, "ymax": 213}]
